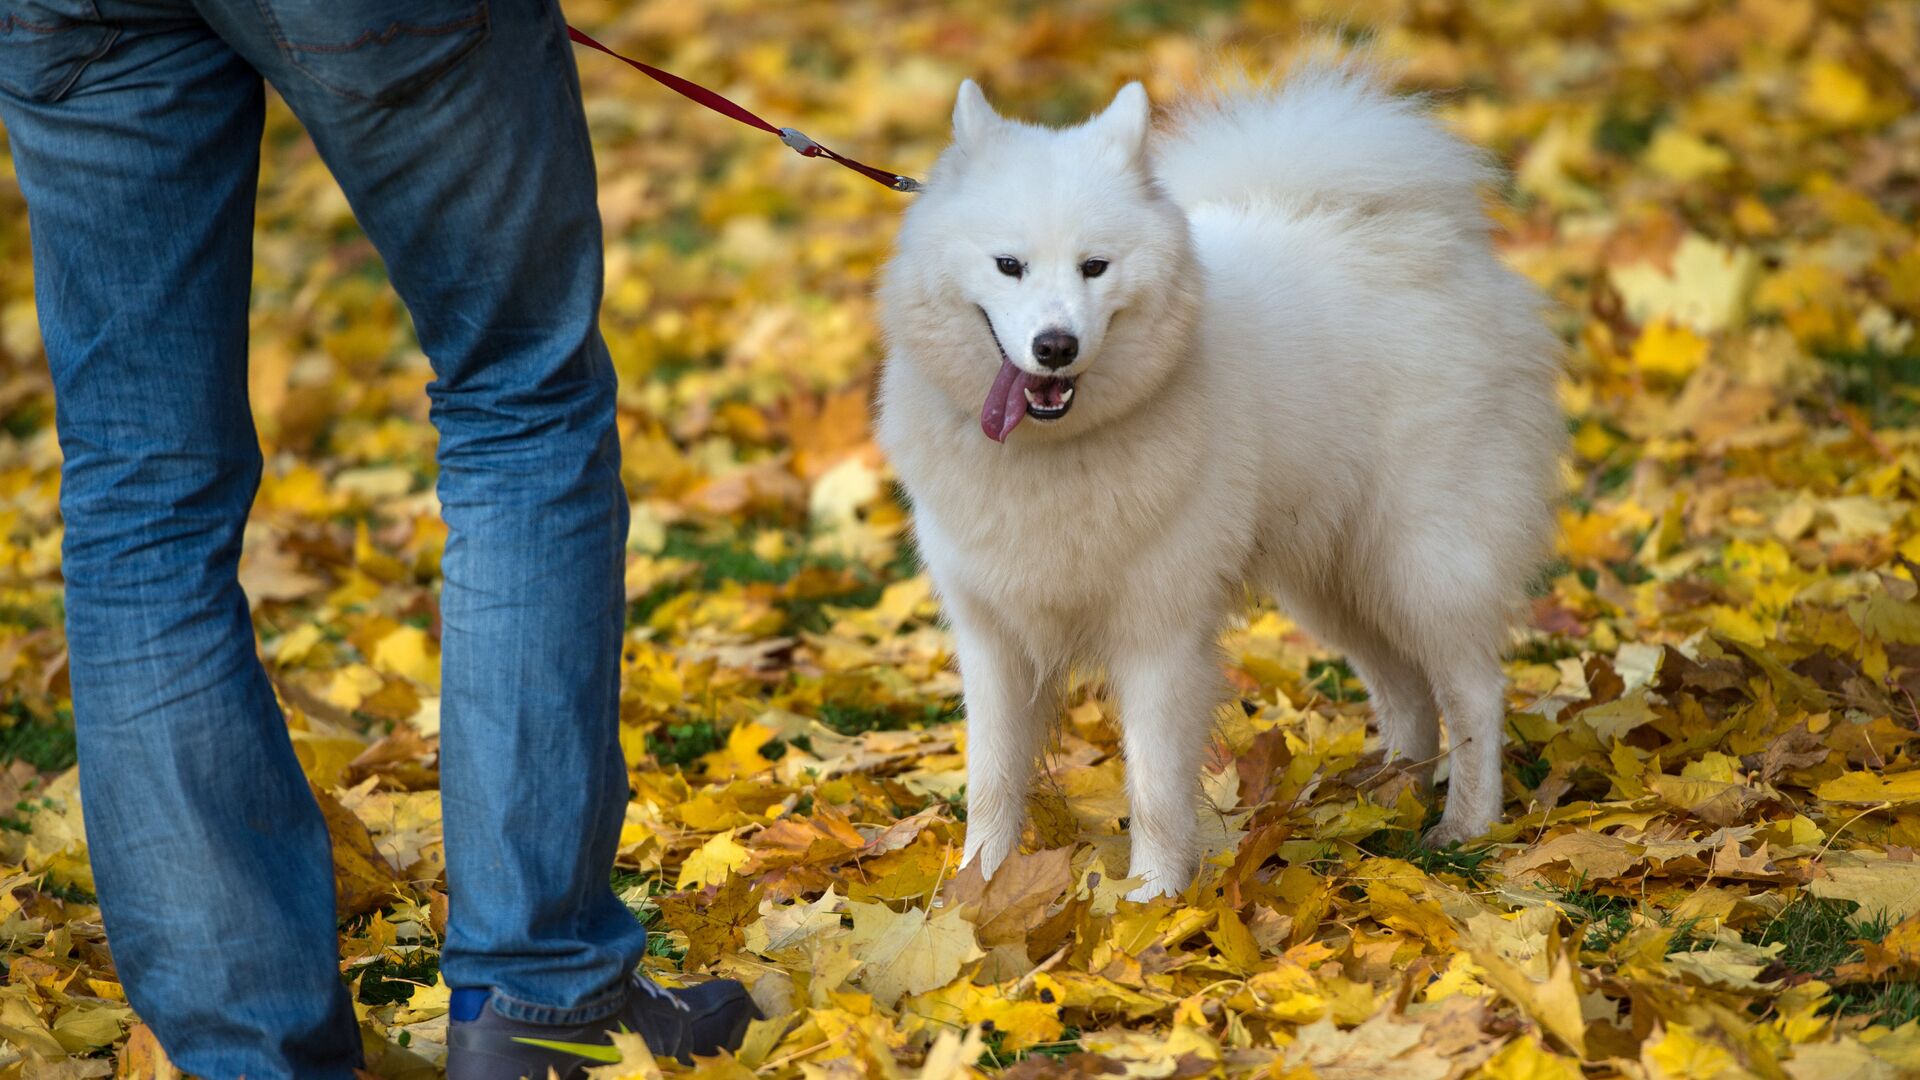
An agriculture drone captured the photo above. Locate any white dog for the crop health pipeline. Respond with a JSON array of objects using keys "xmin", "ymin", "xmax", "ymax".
[{"xmin": 874, "ymin": 65, "xmax": 1563, "ymax": 899}]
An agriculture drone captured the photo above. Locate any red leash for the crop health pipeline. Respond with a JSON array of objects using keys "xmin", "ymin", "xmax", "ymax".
[{"xmin": 566, "ymin": 26, "xmax": 923, "ymax": 193}]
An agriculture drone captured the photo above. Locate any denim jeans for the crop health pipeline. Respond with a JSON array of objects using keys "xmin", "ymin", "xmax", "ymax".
[{"xmin": 0, "ymin": 1, "xmax": 646, "ymax": 1075}]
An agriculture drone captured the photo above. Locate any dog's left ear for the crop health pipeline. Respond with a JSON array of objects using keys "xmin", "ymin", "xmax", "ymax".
[{"xmin": 1092, "ymin": 81, "xmax": 1150, "ymax": 162}]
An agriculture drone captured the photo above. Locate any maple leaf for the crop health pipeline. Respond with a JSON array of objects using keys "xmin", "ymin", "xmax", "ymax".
[
  {"xmin": 1278, "ymin": 1013, "xmax": 1452, "ymax": 1080},
  {"xmin": 676, "ymin": 829, "xmax": 751, "ymax": 890},
  {"xmin": 944, "ymin": 846, "xmax": 1072, "ymax": 947},
  {"xmin": 847, "ymin": 900, "xmax": 983, "ymax": 1007},
  {"xmin": 657, "ymin": 873, "xmax": 763, "ymax": 969},
  {"xmin": 10, "ymin": 1, "xmax": 1920, "ymax": 1074}
]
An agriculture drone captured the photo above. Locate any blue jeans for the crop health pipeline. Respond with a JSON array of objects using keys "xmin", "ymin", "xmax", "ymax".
[{"xmin": 0, "ymin": 1, "xmax": 646, "ymax": 1075}]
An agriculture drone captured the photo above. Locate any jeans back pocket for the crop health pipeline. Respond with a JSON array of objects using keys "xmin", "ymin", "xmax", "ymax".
[
  {"xmin": 256, "ymin": 0, "xmax": 488, "ymax": 107},
  {"xmin": 0, "ymin": 1, "xmax": 117, "ymax": 103}
]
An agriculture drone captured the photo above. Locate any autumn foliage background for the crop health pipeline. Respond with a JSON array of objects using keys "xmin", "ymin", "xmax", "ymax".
[{"xmin": 4, "ymin": 0, "xmax": 1920, "ymax": 1076}]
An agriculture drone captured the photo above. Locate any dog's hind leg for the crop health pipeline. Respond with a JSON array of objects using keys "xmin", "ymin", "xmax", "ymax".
[
  {"xmin": 1112, "ymin": 631, "xmax": 1223, "ymax": 900},
  {"xmin": 1420, "ymin": 654, "xmax": 1508, "ymax": 848},
  {"xmin": 951, "ymin": 599, "xmax": 1052, "ymax": 880},
  {"xmin": 1271, "ymin": 579, "xmax": 1440, "ymax": 783},
  {"xmin": 1345, "ymin": 640, "xmax": 1441, "ymax": 782}
]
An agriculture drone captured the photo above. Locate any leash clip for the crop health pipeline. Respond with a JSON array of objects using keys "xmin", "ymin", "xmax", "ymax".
[
  {"xmin": 779, "ymin": 127, "xmax": 823, "ymax": 157},
  {"xmin": 891, "ymin": 175, "xmax": 925, "ymax": 193}
]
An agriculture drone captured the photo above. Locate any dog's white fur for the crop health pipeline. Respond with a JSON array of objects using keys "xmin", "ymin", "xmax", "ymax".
[{"xmin": 874, "ymin": 65, "xmax": 1563, "ymax": 899}]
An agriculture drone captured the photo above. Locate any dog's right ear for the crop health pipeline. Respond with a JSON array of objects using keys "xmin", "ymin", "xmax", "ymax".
[{"xmin": 953, "ymin": 79, "xmax": 1000, "ymax": 150}]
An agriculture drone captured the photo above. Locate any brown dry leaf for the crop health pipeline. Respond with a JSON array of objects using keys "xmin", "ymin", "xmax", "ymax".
[
  {"xmin": 1277, "ymin": 1012, "xmax": 1452, "ymax": 1080},
  {"xmin": 8, "ymin": 0, "xmax": 1920, "ymax": 1074},
  {"xmin": 944, "ymin": 846, "xmax": 1073, "ymax": 947},
  {"xmin": 308, "ymin": 781, "xmax": 397, "ymax": 918},
  {"xmin": 112, "ymin": 1025, "xmax": 179, "ymax": 1080}
]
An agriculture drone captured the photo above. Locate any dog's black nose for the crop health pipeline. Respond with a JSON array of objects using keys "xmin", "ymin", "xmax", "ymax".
[{"xmin": 1032, "ymin": 329, "xmax": 1079, "ymax": 369}]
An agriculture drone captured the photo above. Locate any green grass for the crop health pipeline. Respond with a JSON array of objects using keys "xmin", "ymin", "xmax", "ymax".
[
  {"xmin": 817, "ymin": 699, "xmax": 957, "ymax": 737},
  {"xmin": 635, "ymin": 898, "xmax": 688, "ymax": 963},
  {"xmin": 610, "ymin": 868, "xmax": 664, "ymax": 896},
  {"xmin": 1759, "ymin": 896, "xmax": 1920, "ymax": 1026},
  {"xmin": 976, "ymin": 1025, "xmax": 1084, "ymax": 1069},
  {"xmin": 1761, "ymin": 896, "xmax": 1868, "ymax": 974},
  {"xmin": 1816, "ymin": 344, "xmax": 1920, "ymax": 426},
  {"xmin": 647, "ymin": 720, "xmax": 727, "ymax": 768},
  {"xmin": 1556, "ymin": 881, "xmax": 1635, "ymax": 952},
  {"xmin": 610, "ymin": 872, "xmax": 686, "ymax": 959},
  {"xmin": 1593, "ymin": 105, "xmax": 1666, "ymax": 159},
  {"xmin": 354, "ymin": 946, "xmax": 441, "ymax": 1008},
  {"xmin": 647, "ymin": 699, "xmax": 954, "ymax": 772},
  {"xmin": 1304, "ymin": 657, "xmax": 1366, "ymax": 703},
  {"xmin": 1359, "ymin": 826, "xmax": 1495, "ymax": 885},
  {"xmin": 0, "ymin": 701, "xmax": 77, "ymax": 772},
  {"xmin": 41, "ymin": 879, "xmax": 95, "ymax": 905},
  {"xmin": 1552, "ymin": 877, "xmax": 1708, "ymax": 954},
  {"xmin": 1513, "ymin": 755, "xmax": 1554, "ymax": 791},
  {"xmin": 1, "ymin": 398, "xmax": 49, "ymax": 440},
  {"xmin": 629, "ymin": 523, "xmax": 905, "ymax": 634}
]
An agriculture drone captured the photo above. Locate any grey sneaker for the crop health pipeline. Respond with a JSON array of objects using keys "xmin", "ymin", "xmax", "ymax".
[{"xmin": 445, "ymin": 973, "xmax": 761, "ymax": 1080}]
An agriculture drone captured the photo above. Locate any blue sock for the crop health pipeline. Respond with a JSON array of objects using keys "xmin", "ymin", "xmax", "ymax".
[{"xmin": 449, "ymin": 987, "xmax": 491, "ymax": 1022}]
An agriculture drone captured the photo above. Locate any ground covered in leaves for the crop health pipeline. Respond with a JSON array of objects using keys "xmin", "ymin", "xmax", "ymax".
[{"xmin": 5, "ymin": 0, "xmax": 1920, "ymax": 1077}]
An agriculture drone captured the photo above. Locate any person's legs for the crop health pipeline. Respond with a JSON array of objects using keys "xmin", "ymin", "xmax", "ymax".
[
  {"xmin": 0, "ymin": 3, "xmax": 358, "ymax": 1076},
  {"xmin": 191, "ymin": 0, "xmax": 647, "ymax": 1021}
]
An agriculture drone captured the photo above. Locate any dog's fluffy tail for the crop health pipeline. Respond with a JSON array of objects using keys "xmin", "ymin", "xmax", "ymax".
[{"xmin": 1154, "ymin": 62, "xmax": 1492, "ymax": 226}]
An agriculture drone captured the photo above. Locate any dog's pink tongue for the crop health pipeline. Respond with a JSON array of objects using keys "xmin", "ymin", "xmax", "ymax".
[{"xmin": 981, "ymin": 357, "xmax": 1035, "ymax": 443}]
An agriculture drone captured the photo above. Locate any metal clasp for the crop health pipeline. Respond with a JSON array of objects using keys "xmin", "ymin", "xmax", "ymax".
[{"xmin": 779, "ymin": 128, "xmax": 822, "ymax": 157}]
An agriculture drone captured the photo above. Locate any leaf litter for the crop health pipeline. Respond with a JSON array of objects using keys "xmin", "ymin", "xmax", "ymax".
[{"xmin": 3, "ymin": 0, "xmax": 1920, "ymax": 1077}]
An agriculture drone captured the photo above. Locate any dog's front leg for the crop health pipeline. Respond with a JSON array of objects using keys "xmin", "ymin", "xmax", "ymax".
[
  {"xmin": 950, "ymin": 600, "xmax": 1050, "ymax": 880},
  {"xmin": 1113, "ymin": 632, "xmax": 1220, "ymax": 900}
]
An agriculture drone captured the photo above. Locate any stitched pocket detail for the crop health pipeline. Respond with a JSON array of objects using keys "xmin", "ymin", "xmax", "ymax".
[
  {"xmin": 0, "ymin": 1, "xmax": 118, "ymax": 104},
  {"xmin": 255, "ymin": 0, "xmax": 489, "ymax": 106}
]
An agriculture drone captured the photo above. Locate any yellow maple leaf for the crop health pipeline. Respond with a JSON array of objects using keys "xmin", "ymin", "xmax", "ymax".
[
  {"xmin": 1612, "ymin": 234, "xmax": 1758, "ymax": 334},
  {"xmin": 847, "ymin": 899, "xmax": 983, "ymax": 1007},
  {"xmin": 1801, "ymin": 59, "xmax": 1871, "ymax": 126},
  {"xmin": 370, "ymin": 625, "xmax": 440, "ymax": 691},
  {"xmin": 676, "ymin": 829, "xmax": 750, "ymax": 890},
  {"xmin": 1470, "ymin": 946, "xmax": 1587, "ymax": 1057},
  {"xmin": 1632, "ymin": 320, "xmax": 1709, "ymax": 382},
  {"xmin": 1815, "ymin": 771, "xmax": 1920, "ymax": 806},
  {"xmin": 699, "ymin": 721, "xmax": 778, "ymax": 780},
  {"xmin": 1480, "ymin": 1034, "xmax": 1583, "ymax": 1080},
  {"xmin": 1644, "ymin": 128, "xmax": 1731, "ymax": 182},
  {"xmin": 1642, "ymin": 1023, "xmax": 1739, "ymax": 1080}
]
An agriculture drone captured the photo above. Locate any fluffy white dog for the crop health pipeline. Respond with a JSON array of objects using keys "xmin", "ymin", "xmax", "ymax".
[{"xmin": 874, "ymin": 65, "xmax": 1563, "ymax": 899}]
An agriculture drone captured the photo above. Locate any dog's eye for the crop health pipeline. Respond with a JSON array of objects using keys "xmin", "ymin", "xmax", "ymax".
[
  {"xmin": 1080, "ymin": 259, "xmax": 1109, "ymax": 279},
  {"xmin": 995, "ymin": 256, "xmax": 1024, "ymax": 279}
]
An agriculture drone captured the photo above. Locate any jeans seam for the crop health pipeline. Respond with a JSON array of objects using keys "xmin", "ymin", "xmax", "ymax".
[
  {"xmin": 247, "ymin": 0, "xmax": 491, "ymax": 105},
  {"xmin": 0, "ymin": 16, "xmax": 82, "ymax": 32},
  {"xmin": 485, "ymin": 979, "xmax": 628, "ymax": 1026},
  {"xmin": 0, "ymin": 0, "xmax": 119, "ymax": 104},
  {"xmin": 279, "ymin": 14, "xmax": 486, "ymax": 53}
]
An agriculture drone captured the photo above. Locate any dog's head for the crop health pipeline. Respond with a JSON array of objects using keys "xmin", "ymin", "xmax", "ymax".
[{"xmin": 880, "ymin": 80, "xmax": 1196, "ymax": 444}]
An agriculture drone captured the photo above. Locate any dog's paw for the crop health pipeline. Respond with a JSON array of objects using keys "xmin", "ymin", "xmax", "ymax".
[
  {"xmin": 959, "ymin": 833, "xmax": 1015, "ymax": 883},
  {"xmin": 1123, "ymin": 879, "xmax": 1178, "ymax": 903},
  {"xmin": 1420, "ymin": 815, "xmax": 1489, "ymax": 850}
]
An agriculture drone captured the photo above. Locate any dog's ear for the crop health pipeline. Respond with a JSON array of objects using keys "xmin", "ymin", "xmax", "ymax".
[
  {"xmin": 953, "ymin": 79, "xmax": 1001, "ymax": 150},
  {"xmin": 1092, "ymin": 81, "xmax": 1151, "ymax": 162}
]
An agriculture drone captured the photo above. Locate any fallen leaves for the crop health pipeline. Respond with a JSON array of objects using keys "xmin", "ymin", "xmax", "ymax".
[
  {"xmin": 1, "ymin": 0, "xmax": 1919, "ymax": 1076},
  {"xmin": 849, "ymin": 901, "xmax": 986, "ymax": 1008}
]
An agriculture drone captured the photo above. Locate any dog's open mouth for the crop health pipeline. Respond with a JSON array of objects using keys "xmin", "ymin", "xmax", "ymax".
[
  {"xmin": 983, "ymin": 358, "xmax": 1076, "ymax": 442},
  {"xmin": 979, "ymin": 309, "xmax": 1077, "ymax": 442},
  {"xmin": 1022, "ymin": 376, "xmax": 1075, "ymax": 420}
]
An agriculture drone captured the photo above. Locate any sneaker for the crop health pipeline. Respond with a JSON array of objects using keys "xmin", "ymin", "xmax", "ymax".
[{"xmin": 445, "ymin": 972, "xmax": 761, "ymax": 1080}]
